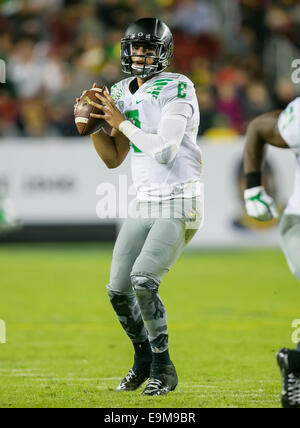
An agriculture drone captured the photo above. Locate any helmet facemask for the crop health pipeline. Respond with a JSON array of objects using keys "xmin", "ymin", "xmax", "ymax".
[{"xmin": 121, "ymin": 40, "xmax": 171, "ymax": 79}]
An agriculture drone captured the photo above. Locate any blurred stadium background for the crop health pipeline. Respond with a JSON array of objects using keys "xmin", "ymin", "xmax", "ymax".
[
  {"xmin": 1, "ymin": 0, "xmax": 300, "ymax": 408},
  {"xmin": 0, "ymin": 0, "xmax": 299, "ymax": 245},
  {"xmin": 0, "ymin": 0, "xmax": 300, "ymax": 247}
]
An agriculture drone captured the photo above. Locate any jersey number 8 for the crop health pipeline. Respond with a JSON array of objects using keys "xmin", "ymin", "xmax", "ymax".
[{"xmin": 177, "ymin": 82, "xmax": 187, "ymax": 99}]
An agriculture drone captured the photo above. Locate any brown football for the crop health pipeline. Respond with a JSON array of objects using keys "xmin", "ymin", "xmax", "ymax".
[{"xmin": 74, "ymin": 86, "xmax": 112, "ymax": 136}]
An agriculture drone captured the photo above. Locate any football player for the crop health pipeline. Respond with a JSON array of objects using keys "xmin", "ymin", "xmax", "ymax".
[
  {"xmin": 243, "ymin": 97, "xmax": 300, "ymax": 408},
  {"xmin": 0, "ymin": 193, "xmax": 19, "ymax": 235},
  {"xmin": 80, "ymin": 18, "xmax": 203, "ymax": 396}
]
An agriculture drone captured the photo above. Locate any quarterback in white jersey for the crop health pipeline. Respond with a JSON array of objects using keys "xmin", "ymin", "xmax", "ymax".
[
  {"xmin": 80, "ymin": 18, "xmax": 203, "ymax": 396},
  {"xmin": 243, "ymin": 97, "xmax": 300, "ymax": 408},
  {"xmin": 110, "ymin": 72, "xmax": 202, "ymax": 201}
]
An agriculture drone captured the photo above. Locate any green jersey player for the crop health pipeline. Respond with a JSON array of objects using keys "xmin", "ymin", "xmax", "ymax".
[
  {"xmin": 85, "ymin": 18, "xmax": 203, "ymax": 396},
  {"xmin": 243, "ymin": 97, "xmax": 300, "ymax": 408}
]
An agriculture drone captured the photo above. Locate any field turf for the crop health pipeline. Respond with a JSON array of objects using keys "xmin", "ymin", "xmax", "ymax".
[{"xmin": 0, "ymin": 244, "xmax": 299, "ymax": 408}]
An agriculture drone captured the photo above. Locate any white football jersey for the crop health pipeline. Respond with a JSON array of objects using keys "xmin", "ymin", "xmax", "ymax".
[
  {"xmin": 278, "ymin": 97, "xmax": 300, "ymax": 216},
  {"xmin": 111, "ymin": 72, "xmax": 202, "ymax": 201}
]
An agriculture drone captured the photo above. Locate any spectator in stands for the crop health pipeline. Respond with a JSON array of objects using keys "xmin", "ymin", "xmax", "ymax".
[
  {"xmin": 263, "ymin": 5, "xmax": 300, "ymax": 95},
  {"xmin": 0, "ymin": 89, "xmax": 20, "ymax": 137},
  {"xmin": 0, "ymin": 0, "xmax": 299, "ymax": 138},
  {"xmin": 8, "ymin": 38, "xmax": 45, "ymax": 99},
  {"xmin": 214, "ymin": 67, "xmax": 246, "ymax": 134},
  {"xmin": 242, "ymin": 81, "xmax": 274, "ymax": 121},
  {"xmin": 196, "ymin": 86, "xmax": 215, "ymax": 136}
]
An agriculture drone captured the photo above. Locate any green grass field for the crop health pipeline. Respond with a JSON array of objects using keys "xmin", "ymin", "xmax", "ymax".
[{"xmin": 0, "ymin": 244, "xmax": 299, "ymax": 408}]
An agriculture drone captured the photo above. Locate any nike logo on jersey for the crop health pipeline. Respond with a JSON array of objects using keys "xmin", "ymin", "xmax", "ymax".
[{"xmin": 136, "ymin": 99, "xmax": 144, "ymax": 104}]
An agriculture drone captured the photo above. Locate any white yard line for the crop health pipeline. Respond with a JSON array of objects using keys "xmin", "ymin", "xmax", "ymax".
[
  {"xmin": 0, "ymin": 368, "xmax": 37, "ymax": 372},
  {"xmin": 0, "ymin": 373, "xmax": 123, "ymax": 382}
]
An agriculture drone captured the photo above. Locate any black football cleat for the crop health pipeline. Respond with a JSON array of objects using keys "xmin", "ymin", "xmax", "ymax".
[
  {"xmin": 276, "ymin": 348, "xmax": 300, "ymax": 408},
  {"xmin": 116, "ymin": 363, "xmax": 151, "ymax": 391},
  {"xmin": 141, "ymin": 363, "xmax": 178, "ymax": 396}
]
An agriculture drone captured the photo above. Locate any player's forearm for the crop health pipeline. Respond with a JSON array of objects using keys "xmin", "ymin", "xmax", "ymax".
[
  {"xmin": 91, "ymin": 129, "xmax": 130, "ymax": 169},
  {"xmin": 244, "ymin": 112, "xmax": 287, "ymax": 186},
  {"xmin": 243, "ymin": 118, "xmax": 267, "ymax": 176},
  {"xmin": 91, "ymin": 130, "xmax": 118, "ymax": 168}
]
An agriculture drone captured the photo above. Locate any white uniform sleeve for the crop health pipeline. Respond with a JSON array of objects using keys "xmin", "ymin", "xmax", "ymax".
[
  {"xmin": 278, "ymin": 97, "xmax": 300, "ymax": 154},
  {"xmin": 161, "ymin": 77, "xmax": 196, "ymax": 113},
  {"xmin": 119, "ymin": 102, "xmax": 193, "ymax": 164}
]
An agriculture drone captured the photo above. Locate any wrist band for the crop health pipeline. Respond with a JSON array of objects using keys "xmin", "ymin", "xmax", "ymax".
[
  {"xmin": 119, "ymin": 120, "xmax": 137, "ymax": 139},
  {"xmin": 245, "ymin": 172, "xmax": 262, "ymax": 189}
]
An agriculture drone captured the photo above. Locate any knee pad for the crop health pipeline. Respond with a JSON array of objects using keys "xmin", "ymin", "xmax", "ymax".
[
  {"xmin": 131, "ymin": 275, "xmax": 159, "ymax": 294},
  {"xmin": 131, "ymin": 276, "xmax": 160, "ymax": 307},
  {"xmin": 107, "ymin": 288, "xmax": 120, "ymax": 302},
  {"xmin": 107, "ymin": 289, "xmax": 136, "ymax": 316},
  {"xmin": 131, "ymin": 275, "xmax": 165, "ymax": 322}
]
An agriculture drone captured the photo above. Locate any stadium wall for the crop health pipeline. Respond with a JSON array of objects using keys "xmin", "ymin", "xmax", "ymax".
[{"xmin": 0, "ymin": 138, "xmax": 296, "ymax": 247}]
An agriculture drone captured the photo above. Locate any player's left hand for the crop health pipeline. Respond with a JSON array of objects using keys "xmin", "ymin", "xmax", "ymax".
[
  {"xmin": 244, "ymin": 186, "xmax": 279, "ymax": 222},
  {"xmin": 89, "ymin": 91, "xmax": 126, "ymax": 130}
]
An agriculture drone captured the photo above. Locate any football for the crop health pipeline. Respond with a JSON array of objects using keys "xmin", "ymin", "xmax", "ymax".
[{"xmin": 74, "ymin": 86, "xmax": 111, "ymax": 136}]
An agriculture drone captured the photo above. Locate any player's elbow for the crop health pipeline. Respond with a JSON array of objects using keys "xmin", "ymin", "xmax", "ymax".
[
  {"xmin": 246, "ymin": 117, "xmax": 261, "ymax": 137},
  {"xmin": 247, "ymin": 113, "xmax": 278, "ymax": 141},
  {"xmin": 103, "ymin": 159, "xmax": 120, "ymax": 169},
  {"xmin": 154, "ymin": 143, "xmax": 178, "ymax": 164}
]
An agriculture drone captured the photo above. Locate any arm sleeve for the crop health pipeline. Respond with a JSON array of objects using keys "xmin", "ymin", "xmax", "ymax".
[{"xmin": 119, "ymin": 102, "xmax": 193, "ymax": 164}]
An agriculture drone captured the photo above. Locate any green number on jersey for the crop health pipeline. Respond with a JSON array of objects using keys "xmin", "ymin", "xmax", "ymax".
[
  {"xmin": 177, "ymin": 82, "xmax": 187, "ymax": 99},
  {"xmin": 125, "ymin": 110, "xmax": 141, "ymax": 128},
  {"xmin": 125, "ymin": 110, "xmax": 142, "ymax": 153}
]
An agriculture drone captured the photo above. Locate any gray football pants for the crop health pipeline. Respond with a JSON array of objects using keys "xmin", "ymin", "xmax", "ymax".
[
  {"xmin": 280, "ymin": 214, "xmax": 300, "ymax": 282},
  {"xmin": 107, "ymin": 197, "xmax": 203, "ymax": 354}
]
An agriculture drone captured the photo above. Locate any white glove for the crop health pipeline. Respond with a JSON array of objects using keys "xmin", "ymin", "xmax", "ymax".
[{"xmin": 244, "ymin": 186, "xmax": 279, "ymax": 222}]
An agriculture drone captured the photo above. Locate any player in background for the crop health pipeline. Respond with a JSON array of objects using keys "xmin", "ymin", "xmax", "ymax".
[
  {"xmin": 243, "ymin": 97, "xmax": 300, "ymax": 408},
  {"xmin": 0, "ymin": 192, "xmax": 19, "ymax": 235},
  {"xmin": 77, "ymin": 18, "xmax": 203, "ymax": 396}
]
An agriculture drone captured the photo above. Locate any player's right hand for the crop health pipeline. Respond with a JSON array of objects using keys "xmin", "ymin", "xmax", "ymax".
[{"xmin": 244, "ymin": 186, "xmax": 279, "ymax": 222}]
